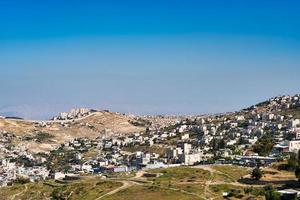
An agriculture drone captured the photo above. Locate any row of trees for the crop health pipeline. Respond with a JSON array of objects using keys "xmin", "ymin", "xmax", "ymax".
[{"xmin": 252, "ymin": 133, "xmax": 275, "ymax": 156}]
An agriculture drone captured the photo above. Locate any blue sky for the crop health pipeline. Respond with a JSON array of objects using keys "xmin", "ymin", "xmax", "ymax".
[{"xmin": 0, "ymin": 0, "xmax": 300, "ymax": 119}]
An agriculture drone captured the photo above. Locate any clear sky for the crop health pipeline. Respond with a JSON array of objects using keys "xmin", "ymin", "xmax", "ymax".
[{"xmin": 0, "ymin": 0, "xmax": 300, "ymax": 119}]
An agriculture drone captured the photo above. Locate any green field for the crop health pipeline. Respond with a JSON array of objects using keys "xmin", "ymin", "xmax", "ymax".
[
  {"xmin": 148, "ymin": 167, "xmax": 212, "ymax": 184},
  {"xmin": 0, "ymin": 165, "xmax": 261, "ymax": 200},
  {"xmin": 0, "ymin": 178, "xmax": 122, "ymax": 200},
  {"xmin": 211, "ymin": 165, "xmax": 251, "ymax": 182},
  {"xmin": 103, "ymin": 185, "xmax": 200, "ymax": 200}
]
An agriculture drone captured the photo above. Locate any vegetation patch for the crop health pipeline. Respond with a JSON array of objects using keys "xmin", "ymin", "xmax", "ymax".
[
  {"xmin": 148, "ymin": 167, "xmax": 211, "ymax": 185},
  {"xmin": 34, "ymin": 132, "xmax": 55, "ymax": 143},
  {"xmin": 212, "ymin": 165, "xmax": 250, "ymax": 181},
  {"xmin": 102, "ymin": 185, "xmax": 200, "ymax": 200},
  {"xmin": 0, "ymin": 179, "xmax": 122, "ymax": 200}
]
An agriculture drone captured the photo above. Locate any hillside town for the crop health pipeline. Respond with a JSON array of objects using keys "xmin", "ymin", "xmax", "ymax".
[{"xmin": 1, "ymin": 94, "xmax": 300, "ymax": 198}]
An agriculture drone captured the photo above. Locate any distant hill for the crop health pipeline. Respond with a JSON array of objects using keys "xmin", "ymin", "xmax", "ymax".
[
  {"xmin": 0, "ymin": 110, "xmax": 145, "ymax": 152},
  {"xmin": 4, "ymin": 116, "xmax": 24, "ymax": 120}
]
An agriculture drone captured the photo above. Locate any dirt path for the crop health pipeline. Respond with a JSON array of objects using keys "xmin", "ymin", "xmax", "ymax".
[
  {"xmin": 193, "ymin": 165, "xmax": 235, "ymax": 181},
  {"xmin": 192, "ymin": 165, "xmax": 219, "ymax": 173},
  {"xmin": 102, "ymin": 172, "xmax": 208, "ymax": 200},
  {"xmin": 95, "ymin": 181, "xmax": 133, "ymax": 200},
  {"xmin": 130, "ymin": 171, "xmax": 208, "ymax": 200},
  {"xmin": 193, "ymin": 165, "xmax": 264, "ymax": 199},
  {"xmin": 97, "ymin": 166, "xmax": 263, "ymax": 200},
  {"xmin": 11, "ymin": 184, "xmax": 28, "ymax": 200},
  {"xmin": 134, "ymin": 170, "xmax": 145, "ymax": 178}
]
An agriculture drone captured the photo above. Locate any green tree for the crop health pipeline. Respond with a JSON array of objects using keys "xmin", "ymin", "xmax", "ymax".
[
  {"xmin": 295, "ymin": 167, "xmax": 300, "ymax": 181},
  {"xmin": 288, "ymin": 153, "xmax": 298, "ymax": 171},
  {"xmin": 252, "ymin": 134, "xmax": 274, "ymax": 156},
  {"xmin": 264, "ymin": 185, "xmax": 280, "ymax": 200},
  {"xmin": 297, "ymin": 149, "xmax": 300, "ymax": 166},
  {"xmin": 294, "ymin": 150, "xmax": 300, "ymax": 181},
  {"xmin": 251, "ymin": 167, "xmax": 262, "ymax": 180}
]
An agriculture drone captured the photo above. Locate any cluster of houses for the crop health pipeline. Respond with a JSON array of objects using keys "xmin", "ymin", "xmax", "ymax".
[
  {"xmin": 0, "ymin": 149, "xmax": 49, "ymax": 187},
  {"xmin": 53, "ymin": 108, "xmax": 94, "ymax": 121},
  {"xmin": 1, "ymin": 94, "xmax": 300, "ymax": 188}
]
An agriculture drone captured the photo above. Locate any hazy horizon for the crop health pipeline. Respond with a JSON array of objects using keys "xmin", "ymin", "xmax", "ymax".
[{"xmin": 1, "ymin": 1, "xmax": 300, "ymax": 119}]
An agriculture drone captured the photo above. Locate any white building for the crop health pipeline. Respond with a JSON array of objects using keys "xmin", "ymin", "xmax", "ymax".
[
  {"xmin": 290, "ymin": 119, "xmax": 300, "ymax": 128},
  {"xmin": 179, "ymin": 152, "xmax": 202, "ymax": 165},
  {"xmin": 166, "ymin": 147, "xmax": 183, "ymax": 159},
  {"xmin": 182, "ymin": 143, "xmax": 192, "ymax": 154},
  {"xmin": 52, "ymin": 172, "xmax": 66, "ymax": 180},
  {"xmin": 178, "ymin": 125, "xmax": 188, "ymax": 133},
  {"xmin": 113, "ymin": 166, "xmax": 128, "ymax": 173},
  {"xmin": 289, "ymin": 140, "xmax": 300, "ymax": 153},
  {"xmin": 181, "ymin": 133, "xmax": 189, "ymax": 140}
]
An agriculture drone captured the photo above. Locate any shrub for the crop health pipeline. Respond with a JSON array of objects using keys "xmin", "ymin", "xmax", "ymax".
[{"xmin": 251, "ymin": 167, "xmax": 262, "ymax": 180}]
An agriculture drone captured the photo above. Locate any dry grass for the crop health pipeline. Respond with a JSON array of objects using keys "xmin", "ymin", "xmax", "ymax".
[{"xmin": 261, "ymin": 168, "xmax": 296, "ymax": 181}]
